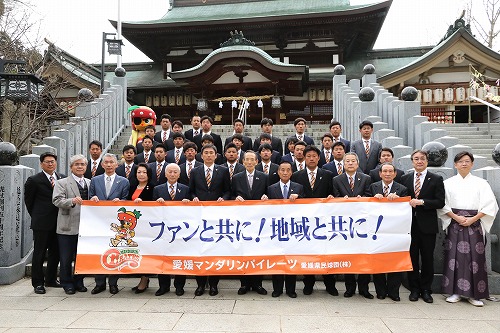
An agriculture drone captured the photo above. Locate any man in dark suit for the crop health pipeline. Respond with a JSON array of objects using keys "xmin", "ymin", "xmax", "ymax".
[
  {"xmin": 255, "ymin": 133, "xmax": 282, "ymax": 164},
  {"xmin": 332, "ymin": 152, "xmax": 373, "ymax": 299},
  {"xmin": 154, "ymin": 113, "xmax": 173, "ymax": 144},
  {"xmin": 400, "ymin": 149, "xmax": 445, "ymax": 303},
  {"xmin": 224, "ymin": 118, "xmax": 253, "ymax": 151},
  {"xmin": 267, "ymin": 161, "xmax": 304, "ymax": 298},
  {"xmin": 24, "ymin": 152, "xmax": 64, "ymax": 294},
  {"xmin": 369, "ymin": 147, "xmax": 404, "ymax": 183},
  {"xmin": 291, "ymin": 141, "xmax": 307, "ymax": 172},
  {"xmin": 369, "ymin": 163, "xmax": 408, "ymax": 301},
  {"xmin": 189, "ymin": 144, "xmax": 231, "ymax": 296},
  {"xmin": 284, "ymin": 117, "xmax": 315, "ymax": 155},
  {"xmin": 89, "ymin": 153, "xmax": 130, "ymax": 295},
  {"xmin": 351, "ymin": 120, "xmax": 382, "ymax": 174},
  {"xmin": 148, "ymin": 145, "xmax": 168, "ymax": 186},
  {"xmin": 322, "ymin": 141, "xmax": 346, "ymax": 176},
  {"xmin": 231, "ymin": 150, "xmax": 269, "ymax": 295},
  {"xmin": 318, "ymin": 133, "xmax": 334, "ymax": 168},
  {"xmin": 153, "ymin": 163, "xmax": 191, "ymax": 296},
  {"xmin": 280, "ymin": 137, "xmax": 298, "ymax": 164},
  {"xmin": 184, "ymin": 115, "xmax": 201, "ymax": 142},
  {"xmin": 84, "ymin": 140, "xmax": 105, "ymax": 179},
  {"xmin": 256, "ymin": 143, "xmax": 280, "ymax": 185},
  {"xmin": 222, "ymin": 143, "xmax": 245, "ymax": 180},
  {"xmin": 192, "ymin": 116, "xmax": 223, "ymax": 154},
  {"xmin": 116, "ymin": 145, "xmax": 138, "ymax": 184},
  {"xmin": 252, "ymin": 118, "xmax": 283, "ymax": 155},
  {"xmin": 165, "ymin": 132, "xmax": 187, "ymax": 165},
  {"xmin": 329, "ymin": 121, "xmax": 351, "ymax": 153},
  {"xmin": 291, "ymin": 145, "xmax": 337, "ymax": 296},
  {"xmin": 228, "ymin": 133, "xmax": 246, "ymax": 163},
  {"xmin": 178, "ymin": 142, "xmax": 202, "ymax": 186},
  {"xmin": 136, "ymin": 125, "xmax": 158, "ymax": 154},
  {"xmin": 135, "ymin": 136, "xmax": 156, "ymax": 164}
]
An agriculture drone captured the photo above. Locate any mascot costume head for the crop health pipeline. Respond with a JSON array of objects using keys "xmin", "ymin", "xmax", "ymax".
[{"xmin": 128, "ymin": 105, "xmax": 156, "ymax": 146}]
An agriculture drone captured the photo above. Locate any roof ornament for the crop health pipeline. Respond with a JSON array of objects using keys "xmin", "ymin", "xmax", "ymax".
[
  {"xmin": 220, "ymin": 30, "xmax": 255, "ymax": 48},
  {"xmin": 441, "ymin": 10, "xmax": 471, "ymax": 42}
]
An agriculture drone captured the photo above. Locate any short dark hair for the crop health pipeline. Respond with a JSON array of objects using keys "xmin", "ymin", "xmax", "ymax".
[
  {"xmin": 232, "ymin": 133, "xmax": 244, "ymax": 143},
  {"xmin": 224, "ymin": 142, "xmax": 237, "ymax": 152},
  {"xmin": 135, "ymin": 162, "xmax": 152, "ymax": 181},
  {"xmin": 304, "ymin": 145, "xmax": 321, "ymax": 156},
  {"xmin": 145, "ymin": 125, "xmax": 155, "ymax": 131},
  {"xmin": 258, "ymin": 143, "xmax": 273, "ymax": 153},
  {"xmin": 359, "ymin": 120, "xmax": 373, "ymax": 129},
  {"xmin": 243, "ymin": 150, "xmax": 258, "ymax": 160},
  {"xmin": 142, "ymin": 135, "xmax": 153, "ymax": 143},
  {"xmin": 172, "ymin": 120, "xmax": 183, "ymax": 128},
  {"xmin": 332, "ymin": 141, "xmax": 346, "ymax": 150},
  {"xmin": 379, "ymin": 147, "xmax": 394, "ymax": 159},
  {"xmin": 294, "ymin": 140, "xmax": 307, "ymax": 148},
  {"xmin": 233, "ymin": 118, "xmax": 244, "ymax": 125},
  {"xmin": 201, "ymin": 143, "xmax": 217, "ymax": 154},
  {"xmin": 200, "ymin": 115, "xmax": 213, "ymax": 124},
  {"xmin": 259, "ymin": 133, "xmax": 272, "ymax": 141},
  {"xmin": 454, "ymin": 151, "xmax": 474, "ymax": 163},
  {"xmin": 172, "ymin": 132, "xmax": 185, "ymax": 140},
  {"xmin": 410, "ymin": 149, "xmax": 428, "ymax": 159},
  {"xmin": 201, "ymin": 134, "xmax": 214, "ymax": 143},
  {"xmin": 294, "ymin": 117, "xmax": 306, "ymax": 126},
  {"xmin": 122, "ymin": 145, "xmax": 137, "ymax": 154},
  {"xmin": 155, "ymin": 144, "xmax": 166, "ymax": 153},
  {"xmin": 89, "ymin": 140, "xmax": 103, "ymax": 149},
  {"xmin": 329, "ymin": 121, "xmax": 341, "ymax": 129},
  {"xmin": 279, "ymin": 160, "xmax": 293, "ymax": 169},
  {"xmin": 260, "ymin": 118, "xmax": 273, "ymax": 127},
  {"xmin": 287, "ymin": 137, "xmax": 299, "ymax": 146},
  {"xmin": 321, "ymin": 133, "xmax": 333, "ymax": 141},
  {"xmin": 161, "ymin": 114, "xmax": 172, "ymax": 121},
  {"xmin": 183, "ymin": 141, "xmax": 197, "ymax": 152},
  {"xmin": 40, "ymin": 152, "xmax": 57, "ymax": 163}
]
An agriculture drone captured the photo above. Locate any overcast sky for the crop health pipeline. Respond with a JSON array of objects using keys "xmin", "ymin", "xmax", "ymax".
[{"xmin": 25, "ymin": 0, "xmax": 490, "ymax": 65}]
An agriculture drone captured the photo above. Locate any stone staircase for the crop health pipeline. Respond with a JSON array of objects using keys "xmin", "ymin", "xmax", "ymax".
[{"xmin": 434, "ymin": 123, "xmax": 500, "ymax": 167}]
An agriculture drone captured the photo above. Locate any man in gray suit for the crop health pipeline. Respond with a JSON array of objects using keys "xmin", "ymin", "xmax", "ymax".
[
  {"xmin": 89, "ymin": 153, "xmax": 129, "ymax": 294},
  {"xmin": 351, "ymin": 120, "xmax": 382, "ymax": 174},
  {"xmin": 52, "ymin": 154, "xmax": 91, "ymax": 295}
]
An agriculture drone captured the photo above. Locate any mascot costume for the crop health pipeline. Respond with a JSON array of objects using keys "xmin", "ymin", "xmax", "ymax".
[{"xmin": 128, "ymin": 105, "xmax": 157, "ymax": 146}]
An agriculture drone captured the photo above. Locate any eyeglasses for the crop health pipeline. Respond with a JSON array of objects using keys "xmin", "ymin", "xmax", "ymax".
[{"xmin": 42, "ymin": 160, "xmax": 56, "ymax": 164}]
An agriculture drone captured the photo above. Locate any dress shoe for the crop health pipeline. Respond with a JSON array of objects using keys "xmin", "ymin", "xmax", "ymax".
[
  {"xmin": 467, "ymin": 298, "xmax": 484, "ymax": 307},
  {"xmin": 253, "ymin": 286, "xmax": 267, "ymax": 295},
  {"xmin": 389, "ymin": 295, "xmax": 400, "ymax": 302},
  {"xmin": 344, "ymin": 290, "xmax": 354, "ymax": 298},
  {"xmin": 155, "ymin": 287, "xmax": 170, "ymax": 296},
  {"xmin": 209, "ymin": 286, "xmax": 218, "ymax": 296},
  {"xmin": 34, "ymin": 285, "xmax": 46, "ymax": 294},
  {"xmin": 194, "ymin": 286, "xmax": 205, "ymax": 296},
  {"xmin": 237, "ymin": 286, "xmax": 249, "ymax": 295},
  {"xmin": 45, "ymin": 281, "xmax": 62, "ymax": 288},
  {"xmin": 76, "ymin": 286, "xmax": 88, "ymax": 293},
  {"xmin": 109, "ymin": 285, "xmax": 119, "ymax": 295},
  {"xmin": 134, "ymin": 285, "xmax": 149, "ymax": 294},
  {"xmin": 359, "ymin": 291, "xmax": 374, "ymax": 299},
  {"xmin": 64, "ymin": 287, "xmax": 75, "ymax": 295},
  {"xmin": 326, "ymin": 288, "xmax": 339, "ymax": 296},
  {"xmin": 271, "ymin": 291, "xmax": 282, "ymax": 297},
  {"xmin": 175, "ymin": 288, "xmax": 184, "ymax": 296},
  {"xmin": 421, "ymin": 290, "xmax": 433, "ymax": 303},
  {"xmin": 303, "ymin": 286, "xmax": 313, "ymax": 295},
  {"xmin": 286, "ymin": 291, "xmax": 297, "ymax": 298},
  {"xmin": 91, "ymin": 285, "xmax": 106, "ymax": 295},
  {"xmin": 376, "ymin": 294, "xmax": 386, "ymax": 300},
  {"xmin": 409, "ymin": 291, "xmax": 419, "ymax": 302}
]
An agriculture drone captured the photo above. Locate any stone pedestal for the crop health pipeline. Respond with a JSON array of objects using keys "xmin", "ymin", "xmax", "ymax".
[
  {"xmin": 43, "ymin": 137, "xmax": 66, "ymax": 175},
  {"xmin": 381, "ymin": 137, "xmax": 404, "ymax": 148},
  {"xmin": 373, "ymin": 129, "xmax": 395, "ymax": 142}
]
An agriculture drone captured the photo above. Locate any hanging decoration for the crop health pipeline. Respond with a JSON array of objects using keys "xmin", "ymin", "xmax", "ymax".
[{"xmin": 469, "ymin": 64, "xmax": 500, "ymax": 102}]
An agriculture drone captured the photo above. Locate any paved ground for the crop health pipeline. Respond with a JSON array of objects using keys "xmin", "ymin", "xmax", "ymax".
[{"xmin": 0, "ymin": 277, "xmax": 499, "ymax": 332}]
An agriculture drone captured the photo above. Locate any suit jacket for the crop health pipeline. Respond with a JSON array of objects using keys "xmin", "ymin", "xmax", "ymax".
[
  {"xmin": 147, "ymin": 161, "xmax": 168, "ymax": 186},
  {"xmin": 400, "ymin": 171, "xmax": 445, "ymax": 234},
  {"xmin": 318, "ymin": 149, "xmax": 333, "ymax": 168},
  {"xmin": 116, "ymin": 163, "xmax": 138, "ymax": 184},
  {"xmin": 25, "ymin": 171, "xmax": 64, "ymax": 231},
  {"xmin": 135, "ymin": 150, "xmax": 156, "ymax": 164},
  {"xmin": 332, "ymin": 171, "xmax": 372, "ymax": 197},
  {"xmin": 267, "ymin": 181, "xmax": 304, "ymax": 199},
  {"xmin": 256, "ymin": 162, "xmax": 280, "ymax": 185},
  {"xmin": 351, "ymin": 139, "xmax": 382, "ymax": 174},
  {"xmin": 184, "ymin": 128, "xmax": 201, "ymax": 142},
  {"xmin": 231, "ymin": 170, "xmax": 268, "ymax": 200},
  {"xmin": 253, "ymin": 136, "xmax": 283, "ymax": 156},
  {"xmin": 322, "ymin": 160, "xmax": 344, "ymax": 177},
  {"xmin": 291, "ymin": 168, "xmax": 333, "ymax": 198},
  {"xmin": 260, "ymin": 151, "xmax": 283, "ymax": 165},
  {"xmin": 52, "ymin": 176, "xmax": 90, "ymax": 235},
  {"xmin": 127, "ymin": 182, "xmax": 155, "ymax": 201},
  {"xmin": 280, "ymin": 153, "xmax": 294, "ymax": 164},
  {"xmin": 178, "ymin": 160, "xmax": 203, "ymax": 186},
  {"xmin": 166, "ymin": 149, "xmax": 186, "ymax": 165},
  {"xmin": 369, "ymin": 180, "xmax": 408, "ymax": 198},
  {"xmin": 284, "ymin": 134, "xmax": 315, "ymax": 155},
  {"xmin": 154, "ymin": 130, "xmax": 173, "ymax": 144},
  {"xmin": 225, "ymin": 135, "xmax": 253, "ymax": 152},
  {"xmin": 369, "ymin": 166, "xmax": 405, "ymax": 184},
  {"xmin": 337, "ymin": 138, "xmax": 351, "ymax": 153},
  {"xmin": 153, "ymin": 182, "xmax": 191, "ymax": 201},
  {"xmin": 162, "ymin": 138, "xmax": 175, "ymax": 152},
  {"xmin": 189, "ymin": 164, "xmax": 231, "ymax": 201},
  {"xmin": 193, "ymin": 132, "xmax": 223, "ymax": 155},
  {"xmin": 84, "ymin": 159, "xmax": 104, "ymax": 179},
  {"xmin": 89, "ymin": 174, "xmax": 129, "ymax": 200}
]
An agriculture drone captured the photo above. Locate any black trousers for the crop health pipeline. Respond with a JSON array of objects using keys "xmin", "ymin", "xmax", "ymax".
[
  {"xmin": 196, "ymin": 276, "xmax": 219, "ymax": 287},
  {"xmin": 344, "ymin": 274, "xmax": 371, "ymax": 293},
  {"xmin": 158, "ymin": 274, "xmax": 186, "ymax": 289},
  {"xmin": 57, "ymin": 234, "xmax": 84, "ymax": 289},
  {"xmin": 272, "ymin": 275, "xmax": 296, "ymax": 293},
  {"xmin": 95, "ymin": 275, "xmax": 119, "ymax": 287},
  {"xmin": 373, "ymin": 272, "xmax": 402, "ymax": 298},
  {"xmin": 239, "ymin": 275, "xmax": 263, "ymax": 288},
  {"xmin": 303, "ymin": 274, "xmax": 337, "ymax": 291},
  {"xmin": 408, "ymin": 223, "xmax": 436, "ymax": 292},
  {"xmin": 32, "ymin": 229, "xmax": 59, "ymax": 287}
]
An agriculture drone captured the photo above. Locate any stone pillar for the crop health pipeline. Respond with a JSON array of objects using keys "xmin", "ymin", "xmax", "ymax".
[
  {"xmin": 424, "ymin": 128, "xmax": 447, "ymax": 143},
  {"xmin": 408, "ymin": 116, "xmax": 429, "ymax": 149},
  {"xmin": 381, "ymin": 136, "xmax": 404, "ymax": 148},
  {"xmin": 373, "ymin": 129, "xmax": 395, "ymax": 142},
  {"xmin": 52, "ymin": 129, "xmax": 73, "ymax": 173},
  {"xmin": 19, "ymin": 154, "xmax": 41, "ymax": 173},
  {"xmin": 43, "ymin": 136, "xmax": 66, "ymax": 175}
]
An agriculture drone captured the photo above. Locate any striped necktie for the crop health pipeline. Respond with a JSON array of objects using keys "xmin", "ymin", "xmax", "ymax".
[
  {"xmin": 309, "ymin": 171, "xmax": 316, "ymax": 189},
  {"xmin": 187, "ymin": 162, "xmax": 193, "ymax": 178},
  {"xmin": 91, "ymin": 161, "xmax": 97, "ymax": 177},
  {"xmin": 144, "ymin": 152, "xmax": 150, "ymax": 163},
  {"xmin": 414, "ymin": 172, "xmax": 422, "ymax": 198},
  {"xmin": 299, "ymin": 163, "xmax": 303, "ymax": 170},
  {"xmin": 49, "ymin": 176, "xmax": 55, "ymax": 187},
  {"xmin": 156, "ymin": 163, "xmax": 162, "ymax": 181},
  {"xmin": 175, "ymin": 150, "xmax": 180, "ymax": 164},
  {"xmin": 125, "ymin": 165, "xmax": 131, "ymax": 179},
  {"xmin": 206, "ymin": 168, "xmax": 212, "ymax": 187},
  {"xmin": 349, "ymin": 176, "xmax": 354, "ymax": 191},
  {"xmin": 337, "ymin": 162, "xmax": 343, "ymax": 175},
  {"xmin": 364, "ymin": 140, "xmax": 370, "ymax": 157},
  {"xmin": 229, "ymin": 164, "xmax": 234, "ymax": 179},
  {"xmin": 169, "ymin": 184, "xmax": 175, "ymax": 200},
  {"xmin": 383, "ymin": 184, "xmax": 389, "ymax": 197},
  {"xmin": 263, "ymin": 164, "xmax": 269, "ymax": 174},
  {"xmin": 325, "ymin": 151, "xmax": 330, "ymax": 163},
  {"xmin": 162, "ymin": 131, "xmax": 167, "ymax": 142}
]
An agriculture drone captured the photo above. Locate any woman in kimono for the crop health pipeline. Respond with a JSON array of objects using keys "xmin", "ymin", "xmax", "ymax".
[{"xmin": 438, "ymin": 151, "xmax": 498, "ymax": 306}]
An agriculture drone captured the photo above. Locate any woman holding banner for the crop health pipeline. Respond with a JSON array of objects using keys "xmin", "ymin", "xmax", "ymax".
[
  {"xmin": 439, "ymin": 151, "xmax": 498, "ymax": 307},
  {"xmin": 128, "ymin": 163, "xmax": 155, "ymax": 293}
]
